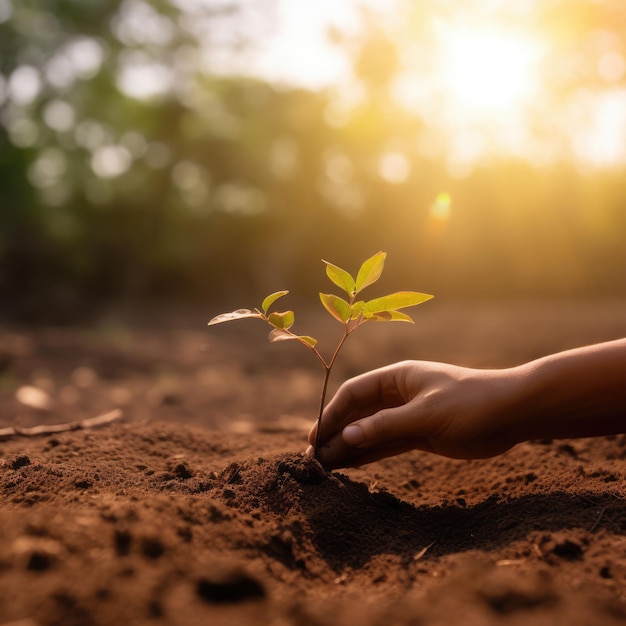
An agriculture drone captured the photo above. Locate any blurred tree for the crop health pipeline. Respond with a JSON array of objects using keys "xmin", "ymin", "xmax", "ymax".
[{"xmin": 0, "ymin": 0, "xmax": 625, "ymax": 323}]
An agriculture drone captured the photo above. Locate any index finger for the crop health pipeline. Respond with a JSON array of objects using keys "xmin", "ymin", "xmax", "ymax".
[{"xmin": 311, "ymin": 364, "xmax": 405, "ymax": 445}]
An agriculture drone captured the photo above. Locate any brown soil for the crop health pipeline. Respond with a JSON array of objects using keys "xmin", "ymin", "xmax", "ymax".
[{"xmin": 1, "ymin": 299, "xmax": 626, "ymax": 626}]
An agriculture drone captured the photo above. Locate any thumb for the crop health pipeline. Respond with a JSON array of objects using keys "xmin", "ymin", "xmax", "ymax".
[{"xmin": 341, "ymin": 403, "xmax": 421, "ymax": 450}]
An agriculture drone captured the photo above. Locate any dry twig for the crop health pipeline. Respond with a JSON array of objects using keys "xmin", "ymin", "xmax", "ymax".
[
  {"xmin": 0, "ymin": 409, "xmax": 123, "ymax": 441},
  {"xmin": 413, "ymin": 540, "xmax": 437, "ymax": 561}
]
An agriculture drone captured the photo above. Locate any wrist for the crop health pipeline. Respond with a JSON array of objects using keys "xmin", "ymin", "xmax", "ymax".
[{"xmin": 503, "ymin": 341, "xmax": 626, "ymax": 444}]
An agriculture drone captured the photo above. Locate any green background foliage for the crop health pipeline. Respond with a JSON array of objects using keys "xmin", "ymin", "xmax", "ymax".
[{"xmin": 1, "ymin": 0, "xmax": 625, "ymax": 321}]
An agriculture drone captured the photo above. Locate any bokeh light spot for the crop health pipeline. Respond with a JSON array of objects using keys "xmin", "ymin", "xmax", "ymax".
[
  {"xmin": 8, "ymin": 117, "xmax": 38, "ymax": 148},
  {"xmin": 91, "ymin": 145, "xmax": 132, "ymax": 179},
  {"xmin": 75, "ymin": 121, "xmax": 113, "ymax": 151},
  {"xmin": 0, "ymin": 0, "xmax": 12, "ymax": 23},
  {"xmin": 116, "ymin": 51, "xmax": 173, "ymax": 100},
  {"xmin": 28, "ymin": 148, "xmax": 67, "ymax": 188},
  {"xmin": 43, "ymin": 100, "xmax": 75, "ymax": 133},
  {"xmin": 378, "ymin": 151, "xmax": 410, "ymax": 183},
  {"xmin": 325, "ymin": 151, "xmax": 354, "ymax": 184},
  {"xmin": 8, "ymin": 65, "xmax": 41, "ymax": 105}
]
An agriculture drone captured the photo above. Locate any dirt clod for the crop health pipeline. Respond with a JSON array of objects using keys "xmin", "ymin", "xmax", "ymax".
[{"xmin": 196, "ymin": 569, "xmax": 266, "ymax": 603}]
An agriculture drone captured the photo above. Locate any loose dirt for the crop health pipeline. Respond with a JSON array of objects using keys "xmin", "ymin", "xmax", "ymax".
[{"xmin": 1, "ymin": 299, "xmax": 626, "ymax": 626}]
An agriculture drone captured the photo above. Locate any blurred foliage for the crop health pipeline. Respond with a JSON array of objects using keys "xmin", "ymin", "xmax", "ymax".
[{"xmin": 0, "ymin": 0, "xmax": 625, "ymax": 322}]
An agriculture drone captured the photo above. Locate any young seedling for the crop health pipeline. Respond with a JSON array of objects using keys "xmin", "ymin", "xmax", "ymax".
[{"xmin": 208, "ymin": 251, "xmax": 433, "ymax": 458}]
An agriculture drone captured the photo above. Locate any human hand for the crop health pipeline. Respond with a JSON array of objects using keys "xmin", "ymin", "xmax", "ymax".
[{"xmin": 307, "ymin": 360, "xmax": 523, "ymax": 468}]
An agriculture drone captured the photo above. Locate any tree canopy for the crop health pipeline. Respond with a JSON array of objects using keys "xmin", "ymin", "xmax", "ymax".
[{"xmin": 1, "ymin": 0, "xmax": 625, "ymax": 320}]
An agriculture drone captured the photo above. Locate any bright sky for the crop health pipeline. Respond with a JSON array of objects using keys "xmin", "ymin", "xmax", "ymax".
[
  {"xmin": 5, "ymin": 0, "xmax": 625, "ymax": 169},
  {"xmin": 242, "ymin": 0, "xmax": 626, "ymax": 170},
  {"xmin": 13, "ymin": 0, "xmax": 610, "ymax": 171},
  {"xmin": 249, "ymin": 0, "xmax": 359, "ymax": 87},
  {"xmin": 203, "ymin": 0, "xmax": 388, "ymax": 88},
  {"xmin": 85, "ymin": 0, "xmax": 625, "ymax": 169}
]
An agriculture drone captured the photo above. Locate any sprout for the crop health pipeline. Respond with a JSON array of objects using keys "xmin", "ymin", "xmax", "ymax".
[{"xmin": 208, "ymin": 252, "xmax": 433, "ymax": 458}]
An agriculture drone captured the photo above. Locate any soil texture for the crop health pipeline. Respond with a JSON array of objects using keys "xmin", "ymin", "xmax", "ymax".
[{"xmin": 1, "ymin": 299, "xmax": 626, "ymax": 626}]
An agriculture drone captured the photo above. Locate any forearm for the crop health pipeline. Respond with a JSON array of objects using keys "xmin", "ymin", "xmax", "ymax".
[{"xmin": 507, "ymin": 339, "xmax": 626, "ymax": 444}]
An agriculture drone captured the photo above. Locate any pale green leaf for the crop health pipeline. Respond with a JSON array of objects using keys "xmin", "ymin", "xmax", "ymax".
[
  {"xmin": 297, "ymin": 335, "xmax": 318, "ymax": 348},
  {"xmin": 364, "ymin": 291, "xmax": 434, "ymax": 314},
  {"xmin": 355, "ymin": 251, "xmax": 387, "ymax": 293},
  {"xmin": 208, "ymin": 309, "xmax": 263, "ymax": 325},
  {"xmin": 323, "ymin": 260, "xmax": 355, "ymax": 295},
  {"xmin": 319, "ymin": 293, "xmax": 351, "ymax": 322},
  {"xmin": 268, "ymin": 329, "xmax": 318, "ymax": 348},
  {"xmin": 365, "ymin": 310, "xmax": 415, "ymax": 323},
  {"xmin": 350, "ymin": 300, "xmax": 366, "ymax": 320},
  {"xmin": 268, "ymin": 310, "xmax": 295, "ymax": 330},
  {"xmin": 261, "ymin": 290, "xmax": 289, "ymax": 314}
]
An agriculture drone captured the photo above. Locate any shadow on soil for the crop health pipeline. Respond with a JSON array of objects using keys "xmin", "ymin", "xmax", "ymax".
[{"xmin": 214, "ymin": 454, "xmax": 625, "ymax": 573}]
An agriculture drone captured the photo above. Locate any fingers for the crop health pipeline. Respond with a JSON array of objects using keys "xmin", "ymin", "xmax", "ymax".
[
  {"xmin": 307, "ymin": 396, "xmax": 387, "ymax": 447},
  {"xmin": 315, "ymin": 401, "xmax": 426, "ymax": 467},
  {"xmin": 318, "ymin": 434, "xmax": 436, "ymax": 469},
  {"xmin": 308, "ymin": 364, "xmax": 407, "ymax": 446},
  {"xmin": 305, "ymin": 361, "xmax": 520, "ymax": 468}
]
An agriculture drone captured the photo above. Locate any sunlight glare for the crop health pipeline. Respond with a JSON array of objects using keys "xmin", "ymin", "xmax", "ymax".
[
  {"xmin": 439, "ymin": 25, "xmax": 541, "ymax": 114},
  {"xmin": 430, "ymin": 192, "xmax": 452, "ymax": 221}
]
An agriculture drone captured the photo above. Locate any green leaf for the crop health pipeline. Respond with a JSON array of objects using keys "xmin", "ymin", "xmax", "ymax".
[
  {"xmin": 267, "ymin": 310, "xmax": 295, "ymax": 330},
  {"xmin": 350, "ymin": 300, "xmax": 366, "ymax": 320},
  {"xmin": 261, "ymin": 290, "xmax": 289, "ymax": 314},
  {"xmin": 367, "ymin": 310, "xmax": 415, "ymax": 323},
  {"xmin": 295, "ymin": 335, "xmax": 318, "ymax": 348},
  {"xmin": 208, "ymin": 309, "xmax": 263, "ymax": 325},
  {"xmin": 363, "ymin": 291, "xmax": 434, "ymax": 314},
  {"xmin": 323, "ymin": 260, "xmax": 355, "ymax": 295},
  {"xmin": 355, "ymin": 251, "xmax": 387, "ymax": 293},
  {"xmin": 319, "ymin": 293, "xmax": 351, "ymax": 322},
  {"xmin": 268, "ymin": 329, "xmax": 318, "ymax": 347}
]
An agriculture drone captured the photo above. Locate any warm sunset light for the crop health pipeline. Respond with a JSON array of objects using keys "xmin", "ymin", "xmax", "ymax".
[
  {"xmin": 167, "ymin": 0, "xmax": 626, "ymax": 167},
  {"xmin": 2, "ymin": 7, "xmax": 626, "ymax": 617},
  {"xmin": 437, "ymin": 24, "xmax": 542, "ymax": 115},
  {"xmin": 3, "ymin": 0, "xmax": 626, "ymax": 329}
]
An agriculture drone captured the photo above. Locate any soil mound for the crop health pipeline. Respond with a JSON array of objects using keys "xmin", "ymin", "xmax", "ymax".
[{"xmin": 213, "ymin": 453, "xmax": 432, "ymax": 573}]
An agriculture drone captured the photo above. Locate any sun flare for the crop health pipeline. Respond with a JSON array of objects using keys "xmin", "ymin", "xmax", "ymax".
[{"xmin": 438, "ymin": 24, "xmax": 541, "ymax": 114}]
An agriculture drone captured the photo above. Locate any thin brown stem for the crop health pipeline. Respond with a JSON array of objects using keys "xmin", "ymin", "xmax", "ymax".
[
  {"xmin": 266, "ymin": 303, "xmax": 368, "ymax": 460},
  {"xmin": 314, "ymin": 364, "xmax": 332, "ymax": 457},
  {"xmin": 307, "ymin": 343, "xmax": 330, "ymax": 370},
  {"xmin": 313, "ymin": 324, "xmax": 353, "ymax": 459},
  {"xmin": 270, "ymin": 324, "xmax": 329, "ymax": 369}
]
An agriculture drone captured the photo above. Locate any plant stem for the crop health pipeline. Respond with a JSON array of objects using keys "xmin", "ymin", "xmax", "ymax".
[
  {"xmin": 313, "ymin": 325, "xmax": 352, "ymax": 459},
  {"xmin": 272, "ymin": 311, "xmax": 366, "ymax": 460},
  {"xmin": 313, "ymin": 365, "xmax": 332, "ymax": 458}
]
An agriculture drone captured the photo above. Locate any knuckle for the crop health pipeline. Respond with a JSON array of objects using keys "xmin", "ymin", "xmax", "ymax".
[{"xmin": 368, "ymin": 411, "xmax": 392, "ymax": 441}]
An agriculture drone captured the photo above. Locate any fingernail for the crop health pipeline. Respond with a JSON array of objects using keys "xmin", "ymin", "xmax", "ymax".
[
  {"xmin": 304, "ymin": 445, "xmax": 314, "ymax": 457},
  {"xmin": 343, "ymin": 425, "xmax": 364, "ymax": 447}
]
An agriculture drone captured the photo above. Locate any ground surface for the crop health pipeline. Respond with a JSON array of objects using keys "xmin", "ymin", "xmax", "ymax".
[{"xmin": 1, "ymin": 298, "xmax": 626, "ymax": 626}]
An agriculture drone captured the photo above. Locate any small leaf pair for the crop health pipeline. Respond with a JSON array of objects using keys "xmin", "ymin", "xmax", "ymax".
[
  {"xmin": 208, "ymin": 290, "xmax": 317, "ymax": 349},
  {"xmin": 323, "ymin": 250, "xmax": 386, "ymax": 297},
  {"xmin": 319, "ymin": 251, "xmax": 433, "ymax": 326}
]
